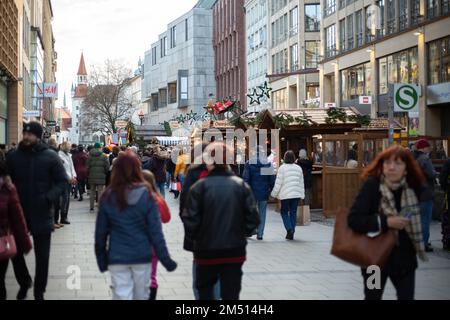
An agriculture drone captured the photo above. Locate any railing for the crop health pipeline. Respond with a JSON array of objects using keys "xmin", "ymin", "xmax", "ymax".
[
  {"xmin": 427, "ymin": 6, "xmax": 438, "ymax": 19},
  {"xmin": 356, "ymin": 33, "xmax": 363, "ymax": 47},
  {"xmin": 399, "ymin": 13, "xmax": 408, "ymax": 31},
  {"xmin": 325, "ymin": 45, "xmax": 337, "ymax": 58},
  {"xmin": 386, "ymin": 19, "xmax": 396, "ymax": 34},
  {"xmin": 325, "ymin": 4, "xmax": 336, "ymax": 17},
  {"xmin": 347, "ymin": 36, "xmax": 354, "ymax": 50},
  {"xmin": 290, "ymin": 26, "xmax": 298, "ymax": 37},
  {"xmin": 441, "ymin": 0, "xmax": 450, "ymax": 14}
]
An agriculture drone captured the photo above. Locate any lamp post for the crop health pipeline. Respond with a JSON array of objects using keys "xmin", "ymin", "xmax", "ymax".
[{"xmin": 138, "ymin": 110, "xmax": 144, "ymax": 126}]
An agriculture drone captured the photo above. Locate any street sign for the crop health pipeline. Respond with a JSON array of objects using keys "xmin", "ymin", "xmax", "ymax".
[
  {"xmin": 394, "ymin": 84, "xmax": 420, "ymax": 113},
  {"xmin": 115, "ymin": 120, "xmax": 128, "ymax": 129},
  {"xmin": 23, "ymin": 110, "xmax": 41, "ymax": 118},
  {"xmin": 359, "ymin": 96, "xmax": 372, "ymax": 105},
  {"xmin": 46, "ymin": 120, "xmax": 57, "ymax": 127},
  {"xmin": 324, "ymin": 102, "xmax": 336, "ymax": 108},
  {"xmin": 55, "ymin": 126, "xmax": 61, "ymax": 133}
]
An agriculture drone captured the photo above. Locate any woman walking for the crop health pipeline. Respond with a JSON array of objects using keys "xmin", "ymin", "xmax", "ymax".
[
  {"xmin": 0, "ymin": 151, "xmax": 32, "ymax": 300},
  {"xmin": 94, "ymin": 151, "xmax": 177, "ymax": 300},
  {"xmin": 271, "ymin": 150, "xmax": 305, "ymax": 240},
  {"xmin": 348, "ymin": 145, "xmax": 427, "ymax": 300}
]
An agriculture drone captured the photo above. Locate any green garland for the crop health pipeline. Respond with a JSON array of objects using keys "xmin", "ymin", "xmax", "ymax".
[
  {"xmin": 160, "ymin": 121, "xmax": 172, "ymax": 136},
  {"xmin": 348, "ymin": 114, "xmax": 371, "ymax": 126},
  {"xmin": 325, "ymin": 108, "xmax": 348, "ymax": 124}
]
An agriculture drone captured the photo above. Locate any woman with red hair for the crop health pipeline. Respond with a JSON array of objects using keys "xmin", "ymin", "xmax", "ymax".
[
  {"xmin": 348, "ymin": 145, "xmax": 428, "ymax": 300},
  {"xmin": 94, "ymin": 151, "xmax": 177, "ymax": 300}
]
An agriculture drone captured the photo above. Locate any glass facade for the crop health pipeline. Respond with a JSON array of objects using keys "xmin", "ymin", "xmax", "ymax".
[
  {"xmin": 272, "ymin": 88, "xmax": 286, "ymax": 110},
  {"xmin": 341, "ymin": 62, "xmax": 372, "ymax": 101},
  {"xmin": 305, "ymin": 41, "xmax": 320, "ymax": 68},
  {"xmin": 378, "ymin": 47, "xmax": 418, "ymax": 94},
  {"xmin": 305, "ymin": 4, "xmax": 320, "ymax": 32},
  {"xmin": 325, "ymin": 24, "xmax": 336, "ymax": 57},
  {"xmin": 428, "ymin": 36, "xmax": 450, "ymax": 85}
]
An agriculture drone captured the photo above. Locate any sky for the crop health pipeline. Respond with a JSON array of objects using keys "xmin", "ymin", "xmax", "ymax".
[{"xmin": 52, "ymin": 0, "xmax": 198, "ymax": 110}]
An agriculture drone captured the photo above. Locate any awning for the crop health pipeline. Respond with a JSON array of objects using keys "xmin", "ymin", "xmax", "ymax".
[{"xmin": 155, "ymin": 136, "xmax": 189, "ymax": 146}]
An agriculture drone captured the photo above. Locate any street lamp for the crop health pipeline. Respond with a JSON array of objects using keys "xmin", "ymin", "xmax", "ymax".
[{"xmin": 138, "ymin": 110, "xmax": 144, "ymax": 126}]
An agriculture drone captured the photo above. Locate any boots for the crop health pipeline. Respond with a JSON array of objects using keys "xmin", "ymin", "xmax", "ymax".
[
  {"xmin": 17, "ymin": 279, "xmax": 32, "ymax": 300},
  {"xmin": 149, "ymin": 287, "xmax": 158, "ymax": 300}
]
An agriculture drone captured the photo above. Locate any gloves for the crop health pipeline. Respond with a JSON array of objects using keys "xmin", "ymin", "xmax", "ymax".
[{"xmin": 164, "ymin": 259, "xmax": 177, "ymax": 272}]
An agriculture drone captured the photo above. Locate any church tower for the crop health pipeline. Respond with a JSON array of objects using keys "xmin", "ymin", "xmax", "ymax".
[{"xmin": 77, "ymin": 52, "xmax": 88, "ymax": 85}]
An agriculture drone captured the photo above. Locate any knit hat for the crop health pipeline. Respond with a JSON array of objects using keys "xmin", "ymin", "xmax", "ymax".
[
  {"xmin": 23, "ymin": 122, "xmax": 43, "ymax": 139},
  {"xmin": 94, "ymin": 142, "xmax": 101, "ymax": 149},
  {"xmin": 415, "ymin": 139, "xmax": 430, "ymax": 150}
]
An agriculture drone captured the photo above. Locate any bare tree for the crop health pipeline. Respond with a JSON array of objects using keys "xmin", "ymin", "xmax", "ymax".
[{"xmin": 80, "ymin": 59, "xmax": 135, "ymax": 137}]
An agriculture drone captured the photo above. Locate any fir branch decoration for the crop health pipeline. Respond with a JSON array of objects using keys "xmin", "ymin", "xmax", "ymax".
[{"xmin": 325, "ymin": 107, "xmax": 348, "ymax": 124}]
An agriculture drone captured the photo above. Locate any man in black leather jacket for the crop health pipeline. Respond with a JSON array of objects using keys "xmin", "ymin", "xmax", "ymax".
[{"xmin": 182, "ymin": 142, "xmax": 259, "ymax": 300}]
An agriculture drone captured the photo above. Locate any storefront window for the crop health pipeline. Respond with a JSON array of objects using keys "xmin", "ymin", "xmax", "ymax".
[
  {"xmin": 379, "ymin": 57, "xmax": 388, "ymax": 94},
  {"xmin": 429, "ymin": 42, "xmax": 440, "ymax": 84},
  {"xmin": 272, "ymin": 89, "xmax": 286, "ymax": 110},
  {"xmin": 0, "ymin": 83, "xmax": 7, "ymax": 120},
  {"xmin": 365, "ymin": 63, "xmax": 372, "ymax": 95},
  {"xmin": 428, "ymin": 36, "xmax": 450, "ymax": 85},
  {"xmin": 379, "ymin": 47, "xmax": 418, "ymax": 92},
  {"xmin": 341, "ymin": 62, "xmax": 372, "ymax": 101}
]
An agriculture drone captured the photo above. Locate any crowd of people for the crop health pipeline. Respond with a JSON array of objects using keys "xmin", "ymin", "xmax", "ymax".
[{"xmin": 0, "ymin": 121, "xmax": 449, "ymax": 301}]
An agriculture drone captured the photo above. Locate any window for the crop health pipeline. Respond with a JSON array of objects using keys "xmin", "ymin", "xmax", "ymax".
[
  {"xmin": 325, "ymin": 24, "xmax": 337, "ymax": 58},
  {"xmin": 428, "ymin": 36, "xmax": 450, "ymax": 85},
  {"xmin": 271, "ymin": 0, "xmax": 287, "ymax": 15},
  {"xmin": 151, "ymin": 93, "xmax": 159, "ymax": 112},
  {"xmin": 168, "ymin": 82, "xmax": 177, "ymax": 104},
  {"xmin": 271, "ymin": 14, "xmax": 288, "ymax": 47},
  {"xmin": 339, "ymin": 19, "xmax": 346, "ymax": 52},
  {"xmin": 427, "ymin": 0, "xmax": 438, "ymax": 19},
  {"xmin": 411, "ymin": 0, "xmax": 420, "ymax": 26},
  {"xmin": 161, "ymin": 37, "xmax": 167, "ymax": 58},
  {"xmin": 185, "ymin": 19, "xmax": 189, "ymax": 41},
  {"xmin": 387, "ymin": 0, "xmax": 396, "ymax": 34},
  {"xmin": 399, "ymin": 0, "xmax": 408, "ymax": 31},
  {"xmin": 23, "ymin": 10, "xmax": 30, "ymax": 58},
  {"xmin": 443, "ymin": 0, "xmax": 450, "ymax": 15},
  {"xmin": 290, "ymin": 6, "xmax": 298, "ymax": 36},
  {"xmin": 272, "ymin": 89, "xmax": 286, "ymax": 110},
  {"xmin": 305, "ymin": 4, "xmax": 320, "ymax": 32},
  {"xmin": 347, "ymin": 15, "xmax": 354, "ymax": 50},
  {"xmin": 341, "ymin": 62, "xmax": 372, "ymax": 101},
  {"xmin": 339, "ymin": 0, "xmax": 346, "ymax": 10},
  {"xmin": 152, "ymin": 47, "xmax": 157, "ymax": 65},
  {"xmin": 170, "ymin": 26, "xmax": 176, "ymax": 48},
  {"xmin": 365, "ymin": 6, "xmax": 374, "ymax": 43},
  {"xmin": 325, "ymin": 0, "xmax": 336, "ymax": 16},
  {"xmin": 355, "ymin": 10, "xmax": 363, "ymax": 47},
  {"xmin": 290, "ymin": 44, "xmax": 299, "ymax": 71},
  {"xmin": 305, "ymin": 41, "xmax": 320, "ymax": 68},
  {"xmin": 377, "ymin": 0, "xmax": 385, "ymax": 38},
  {"xmin": 158, "ymin": 88, "xmax": 167, "ymax": 108},
  {"xmin": 378, "ymin": 47, "xmax": 419, "ymax": 94}
]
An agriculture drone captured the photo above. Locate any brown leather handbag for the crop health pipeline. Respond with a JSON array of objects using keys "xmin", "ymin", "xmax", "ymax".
[
  {"xmin": 0, "ymin": 231, "xmax": 17, "ymax": 261},
  {"xmin": 331, "ymin": 208, "xmax": 397, "ymax": 268}
]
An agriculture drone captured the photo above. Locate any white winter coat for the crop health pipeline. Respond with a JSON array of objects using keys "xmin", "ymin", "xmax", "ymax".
[
  {"xmin": 271, "ymin": 163, "xmax": 305, "ymax": 200},
  {"xmin": 59, "ymin": 150, "xmax": 77, "ymax": 181}
]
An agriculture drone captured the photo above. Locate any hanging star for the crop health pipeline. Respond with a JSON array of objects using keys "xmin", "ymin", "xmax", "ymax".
[
  {"xmin": 247, "ymin": 88, "xmax": 261, "ymax": 105},
  {"xmin": 258, "ymin": 81, "xmax": 272, "ymax": 100}
]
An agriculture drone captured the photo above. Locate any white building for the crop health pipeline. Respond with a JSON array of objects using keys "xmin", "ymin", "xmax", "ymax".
[
  {"xmin": 141, "ymin": 0, "xmax": 216, "ymax": 126},
  {"xmin": 70, "ymin": 53, "xmax": 88, "ymax": 145},
  {"xmin": 245, "ymin": 0, "xmax": 270, "ymax": 112},
  {"xmin": 128, "ymin": 65, "xmax": 146, "ymax": 125}
]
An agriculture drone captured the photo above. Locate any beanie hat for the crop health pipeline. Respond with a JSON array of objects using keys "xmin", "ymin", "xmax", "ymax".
[
  {"xmin": 94, "ymin": 142, "xmax": 101, "ymax": 149},
  {"xmin": 23, "ymin": 122, "xmax": 43, "ymax": 139},
  {"xmin": 415, "ymin": 139, "xmax": 430, "ymax": 150}
]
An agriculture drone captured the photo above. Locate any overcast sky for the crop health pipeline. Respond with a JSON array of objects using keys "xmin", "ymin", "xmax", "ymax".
[{"xmin": 53, "ymin": 0, "xmax": 198, "ymax": 109}]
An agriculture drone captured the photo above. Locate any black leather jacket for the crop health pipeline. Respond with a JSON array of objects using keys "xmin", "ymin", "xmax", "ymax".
[{"xmin": 182, "ymin": 167, "xmax": 259, "ymax": 259}]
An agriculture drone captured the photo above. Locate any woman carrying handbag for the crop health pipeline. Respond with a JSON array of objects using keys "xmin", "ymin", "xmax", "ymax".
[
  {"xmin": 0, "ymin": 151, "xmax": 32, "ymax": 300},
  {"xmin": 347, "ymin": 145, "xmax": 428, "ymax": 300}
]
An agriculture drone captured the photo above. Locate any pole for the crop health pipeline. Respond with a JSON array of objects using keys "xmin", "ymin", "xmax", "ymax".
[{"xmin": 388, "ymin": 83, "xmax": 394, "ymax": 146}]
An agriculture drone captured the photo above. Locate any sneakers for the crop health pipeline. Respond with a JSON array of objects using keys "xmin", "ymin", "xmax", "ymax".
[
  {"xmin": 285, "ymin": 231, "xmax": 294, "ymax": 240},
  {"xmin": 60, "ymin": 220, "xmax": 71, "ymax": 225},
  {"xmin": 257, "ymin": 236, "xmax": 263, "ymax": 241}
]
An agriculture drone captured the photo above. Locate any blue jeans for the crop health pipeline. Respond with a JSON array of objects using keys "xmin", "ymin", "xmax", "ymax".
[
  {"xmin": 157, "ymin": 182, "xmax": 165, "ymax": 199},
  {"xmin": 280, "ymin": 198, "xmax": 300, "ymax": 233},
  {"xmin": 178, "ymin": 173, "xmax": 185, "ymax": 187},
  {"xmin": 257, "ymin": 201, "xmax": 268, "ymax": 238},
  {"xmin": 420, "ymin": 200, "xmax": 433, "ymax": 245},
  {"xmin": 192, "ymin": 262, "xmax": 220, "ymax": 300}
]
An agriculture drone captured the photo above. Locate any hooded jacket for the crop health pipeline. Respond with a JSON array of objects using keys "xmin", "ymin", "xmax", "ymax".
[
  {"xmin": 6, "ymin": 142, "xmax": 67, "ymax": 235},
  {"xmin": 95, "ymin": 184, "xmax": 176, "ymax": 272},
  {"xmin": 87, "ymin": 148, "xmax": 110, "ymax": 185}
]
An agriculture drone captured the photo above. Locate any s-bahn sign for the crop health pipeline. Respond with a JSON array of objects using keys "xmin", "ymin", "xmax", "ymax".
[{"xmin": 394, "ymin": 84, "xmax": 420, "ymax": 113}]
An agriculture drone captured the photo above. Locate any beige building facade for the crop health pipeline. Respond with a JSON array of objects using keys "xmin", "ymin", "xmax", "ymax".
[
  {"xmin": 268, "ymin": 0, "xmax": 321, "ymax": 110},
  {"xmin": 320, "ymin": 0, "xmax": 450, "ymax": 136}
]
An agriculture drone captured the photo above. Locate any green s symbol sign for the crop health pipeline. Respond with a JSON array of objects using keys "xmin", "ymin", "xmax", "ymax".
[{"xmin": 395, "ymin": 85, "xmax": 418, "ymax": 111}]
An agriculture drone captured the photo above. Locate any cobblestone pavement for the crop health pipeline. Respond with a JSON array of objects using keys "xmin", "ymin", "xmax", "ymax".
[{"xmin": 5, "ymin": 190, "xmax": 450, "ymax": 300}]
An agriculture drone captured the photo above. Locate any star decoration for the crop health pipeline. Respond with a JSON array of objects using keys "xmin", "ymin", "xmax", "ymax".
[
  {"xmin": 258, "ymin": 81, "xmax": 272, "ymax": 100},
  {"xmin": 247, "ymin": 88, "xmax": 261, "ymax": 105}
]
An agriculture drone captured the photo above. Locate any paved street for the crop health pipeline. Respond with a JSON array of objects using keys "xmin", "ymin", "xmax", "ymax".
[{"xmin": 5, "ymin": 190, "xmax": 450, "ymax": 300}]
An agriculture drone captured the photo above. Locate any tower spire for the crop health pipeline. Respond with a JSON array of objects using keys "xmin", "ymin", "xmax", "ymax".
[{"xmin": 77, "ymin": 52, "xmax": 87, "ymax": 76}]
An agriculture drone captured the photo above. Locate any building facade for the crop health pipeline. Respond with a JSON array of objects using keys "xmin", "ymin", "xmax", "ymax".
[
  {"xmin": 267, "ymin": 0, "xmax": 321, "ymax": 110},
  {"xmin": 245, "ymin": 0, "xmax": 269, "ymax": 111},
  {"xmin": 320, "ymin": 0, "xmax": 450, "ymax": 136},
  {"xmin": 141, "ymin": 1, "xmax": 216, "ymax": 126},
  {"xmin": 70, "ymin": 53, "xmax": 88, "ymax": 145},
  {"xmin": 213, "ymin": 0, "xmax": 247, "ymax": 108},
  {"xmin": 42, "ymin": 0, "xmax": 57, "ymax": 124}
]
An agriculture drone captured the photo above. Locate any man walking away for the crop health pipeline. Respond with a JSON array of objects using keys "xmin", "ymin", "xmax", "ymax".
[
  {"xmin": 413, "ymin": 139, "xmax": 437, "ymax": 252},
  {"xmin": 6, "ymin": 122, "xmax": 66, "ymax": 300},
  {"xmin": 87, "ymin": 142, "xmax": 109, "ymax": 212},
  {"xmin": 72, "ymin": 145, "xmax": 88, "ymax": 202}
]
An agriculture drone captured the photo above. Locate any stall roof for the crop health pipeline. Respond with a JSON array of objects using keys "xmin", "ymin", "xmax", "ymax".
[{"xmin": 353, "ymin": 118, "xmax": 405, "ymax": 131}]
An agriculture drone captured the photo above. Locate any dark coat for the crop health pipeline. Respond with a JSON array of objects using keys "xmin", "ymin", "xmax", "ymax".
[
  {"xmin": 182, "ymin": 168, "xmax": 259, "ymax": 260},
  {"xmin": 439, "ymin": 158, "xmax": 450, "ymax": 193},
  {"xmin": 242, "ymin": 158, "xmax": 275, "ymax": 201},
  {"xmin": 87, "ymin": 149, "xmax": 109, "ymax": 185},
  {"xmin": 296, "ymin": 159, "xmax": 313, "ymax": 189},
  {"xmin": 6, "ymin": 142, "xmax": 67, "ymax": 235},
  {"xmin": 413, "ymin": 150, "xmax": 436, "ymax": 201},
  {"xmin": 179, "ymin": 164, "xmax": 209, "ymax": 251},
  {"xmin": 72, "ymin": 151, "xmax": 88, "ymax": 181},
  {"xmin": 148, "ymin": 156, "xmax": 166, "ymax": 184},
  {"xmin": 95, "ymin": 185, "xmax": 176, "ymax": 272},
  {"xmin": 348, "ymin": 176, "xmax": 424, "ymax": 274},
  {"xmin": 0, "ymin": 177, "xmax": 32, "ymax": 254}
]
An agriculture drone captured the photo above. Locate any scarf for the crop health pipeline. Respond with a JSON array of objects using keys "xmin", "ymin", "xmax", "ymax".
[{"xmin": 379, "ymin": 176, "xmax": 427, "ymax": 262}]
